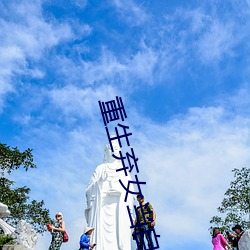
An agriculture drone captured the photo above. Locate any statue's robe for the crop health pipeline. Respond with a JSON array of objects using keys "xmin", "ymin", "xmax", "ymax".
[
  {"xmin": 239, "ymin": 229, "xmax": 250, "ymax": 250},
  {"xmin": 85, "ymin": 162, "xmax": 134, "ymax": 250}
]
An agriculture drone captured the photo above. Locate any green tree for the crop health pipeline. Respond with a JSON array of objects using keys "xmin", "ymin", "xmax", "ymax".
[
  {"xmin": 0, "ymin": 143, "xmax": 52, "ymax": 233},
  {"xmin": 0, "ymin": 234, "xmax": 14, "ymax": 246},
  {"xmin": 210, "ymin": 167, "xmax": 250, "ymax": 232}
]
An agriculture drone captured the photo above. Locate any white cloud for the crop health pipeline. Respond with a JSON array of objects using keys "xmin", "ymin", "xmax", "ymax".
[
  {"xmin": 223, "ymin": 84, "xmax": 250, "ymax": 115},
  {"xmin": 127, "ymin": 43, "xmax": 158, "ymax": 84},
  {"xmin": 188, "ymin": 8, "xmax": 210, "ymax": 33},
  {"xmin": 0, "ymin": 1, "xmax": 74, "ymax": 111},
  {"xmin": 73, "ymin": 0, "xmax": 87, "ymax": 9},
  {"xmin": 0, "ymin": 45, "xmax": 25, "ymax": 110},
  {"xmin": 81, "ymin": 46, "xmax": 158, "ymax": 86},
  {"xmin": 196, "ymin": 20, "xmax": 235, "ymax": 63},
  {"xmin": 0, "ymin": 1, "xmax": 73, "ymax": 58},
  {"xmin": 82, "ymin": 48, "xmax": 127, "ymax": 85},
  {"xmin": 48, "ymin": 84, "xmax": 119, "ymax": 120},
  {"xmin": 112, "ymin": 0, "xmax": 148, "ymax": 26},
  {"xmin": 159, "ymin": 7, "xmax": 240, "ymax": 68},
  {"xmin": 128, "ymin": 105, "xmax": 250, "ymax": 247}
]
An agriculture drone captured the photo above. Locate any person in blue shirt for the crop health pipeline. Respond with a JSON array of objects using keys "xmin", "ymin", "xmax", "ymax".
[{"xmin": 79, "ymin": 227, "xmax": 96, "ymax": 250}]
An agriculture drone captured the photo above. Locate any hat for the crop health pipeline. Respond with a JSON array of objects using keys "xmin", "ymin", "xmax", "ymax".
[
  {"xmin": 55, "ymin": 212, "xmax": 63, "ymax": 218},
  {"xmin": 84, "ymin": 227, "xmax": 95, "ymax": 234},
  {"xmin": 232, "ymin": 225, "xmax": 243, "ymax": 231}
]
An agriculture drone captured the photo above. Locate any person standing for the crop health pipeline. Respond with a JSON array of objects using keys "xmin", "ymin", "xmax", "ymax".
[
  {"xmin": 231, "ymin": 225, "xmax": 244, "ymax": 250},
  {"xmin": 133, "ymin": 194, "xmax": 156, "ymax": 250},
  {"xmin": 48, "ymin": 212, "xmax": 66, "ymax": 250},
  {"xmin": 212, "ymin": 227, "xmax": 232, "ymax": 250},
  {"xmin": 79, "ymin": 227, "xmax": 96, "ymax": 250}
]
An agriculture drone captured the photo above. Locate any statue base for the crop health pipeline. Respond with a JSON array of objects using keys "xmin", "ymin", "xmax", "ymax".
[{"xmin": 1, "ymin": 245, "xmax": 26, "ymax": 250}]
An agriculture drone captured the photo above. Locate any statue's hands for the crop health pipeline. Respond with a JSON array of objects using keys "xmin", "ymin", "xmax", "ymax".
[{"xmin": 151, "ymin": 221, "xmax": 156, "ymax": 227}]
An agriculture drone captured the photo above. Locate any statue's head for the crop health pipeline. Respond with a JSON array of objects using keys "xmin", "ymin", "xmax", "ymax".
[
  {"xmin": 0, "ymin": 202, "xmax": 10, "ymax": 218},
  {"xmin": 104, "ymin": 137, "xmax": 121, "ymax": 163}
]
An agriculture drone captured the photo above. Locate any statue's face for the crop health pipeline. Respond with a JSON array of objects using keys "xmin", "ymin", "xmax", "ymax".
[
  {"xmin": 104, "ymin": 139, "xmax": 120, "ymax": 161},
  {"xmin": 112, "ymin": 141, "xmax": 120, "ymax": 157}
]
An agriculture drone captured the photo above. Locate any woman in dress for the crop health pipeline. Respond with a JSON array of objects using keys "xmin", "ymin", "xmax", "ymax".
[
  {"xmin": 212, "ymin": 227, "xmax": 232, "ymax": 250},
  {"xmin": 49, "ymin": 212, "xmax": 66, "ymax": 250}
]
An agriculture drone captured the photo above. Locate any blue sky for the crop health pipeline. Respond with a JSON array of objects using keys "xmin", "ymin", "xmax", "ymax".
[{"xmin": 1, "ymin": 0, "xmax": 250, "ymax": 249}]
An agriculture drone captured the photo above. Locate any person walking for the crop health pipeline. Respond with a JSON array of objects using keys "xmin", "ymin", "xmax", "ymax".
[
  {"xmin": 79, "ymin": 227, "xmax": 96, "ymax": 250},
  {"xmin": 48, "ymin": 212, "xmax": 66, "ymax": 250},
  {"xmin": 212, "ymin": 227, "xmax": 232, "ymax": 250}
]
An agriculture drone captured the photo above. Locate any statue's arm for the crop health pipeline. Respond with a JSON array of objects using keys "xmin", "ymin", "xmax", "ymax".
[
  {"xmin": 86, "ymin": 176, "xmax": 96, "ymax": 208},
  {"xmin": 86, "ymin": 165, "xmax": 104, "ymax": 207}
]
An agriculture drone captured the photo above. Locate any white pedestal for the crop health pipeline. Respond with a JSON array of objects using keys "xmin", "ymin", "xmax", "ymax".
[{"xmin": 2, "ymin": 245, "xmax": 26, "ymax": 250}]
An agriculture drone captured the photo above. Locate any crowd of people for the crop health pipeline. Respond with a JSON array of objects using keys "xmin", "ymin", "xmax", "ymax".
[
  {"xmin": 47, "ymin": 204, "xmax": 246, "ymax": 250},
  {"xmin": 47, "ymin": 194, "xmax": 157, "ymax": 250},
  {"xmin": 212, "ymin": 224, "xmax": 245, "ymax": 250}
]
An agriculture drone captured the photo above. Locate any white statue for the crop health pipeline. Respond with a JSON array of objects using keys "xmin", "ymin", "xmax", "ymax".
[
  {"xmin": 0, "ymin": 203, "xmax": 37, "ymax": 250},
  {"xmin": 85, "ymin": 139, "xmax": 135, "ymax": 250},
  {"xmin": 0, "ymin": 202, "xmax": 15, "ymax": 235},
  {"xmin": 239, "ymin": 229, "xmax": 250, "ymax": 250},
  {"xmin": 13, "ymin": 220, "xmax": 38, "ymax": 250},
  {"xmin": 0, "ymin": 202, "xmax": 11, "ymax": 218}
]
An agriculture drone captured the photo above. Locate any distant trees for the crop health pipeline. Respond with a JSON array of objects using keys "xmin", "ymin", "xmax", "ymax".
[
  {"xmin": 210, "ymin": 167, "xmax": 250, "ymax": 232},
  {"xmin": 0, "ymin": 143, "xmax": 52, "ymax": 233}
]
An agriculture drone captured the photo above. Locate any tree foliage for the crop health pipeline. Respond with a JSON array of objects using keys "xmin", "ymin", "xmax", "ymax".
[
  {"xmin": 0, "ymin": 143, "xmax": 52, "ymax": 233},
  {"xmin": 210, "ymin": 167, "xmax": 250, "ymax": 232},
  {"xmin": 0, "ymin": 144, "xmax": 36, "ymax": 175},
  {"xmin": 0, "ymin": 234, "xmax": 14, "ymax": 246}
]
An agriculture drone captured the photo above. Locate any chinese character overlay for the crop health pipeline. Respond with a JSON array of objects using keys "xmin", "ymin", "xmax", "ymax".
[
  {"xmin": 114, "ymin": 148, "xmax": 139, "ymax": 176},
  {"xmin": 119, "ymin": 175, "xmax": 146, "ymax": 202},
  {"xmin": 105, "ymin": 124, "xmax": 132, "ymax": 151},
  {"xmin": 99, "ymin": 96, "xmax": 127, "ymax": 126},
  {"xmin": 133, "ymin": 228, "xmax": 160, "ymax": 250},
  {"xmin": 98, "ymin": 96, "xmax": 160, "ymax": 249},
  {"xmin": 127, "ymin": 202, "xmax": 153, "ymax": 229}
]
